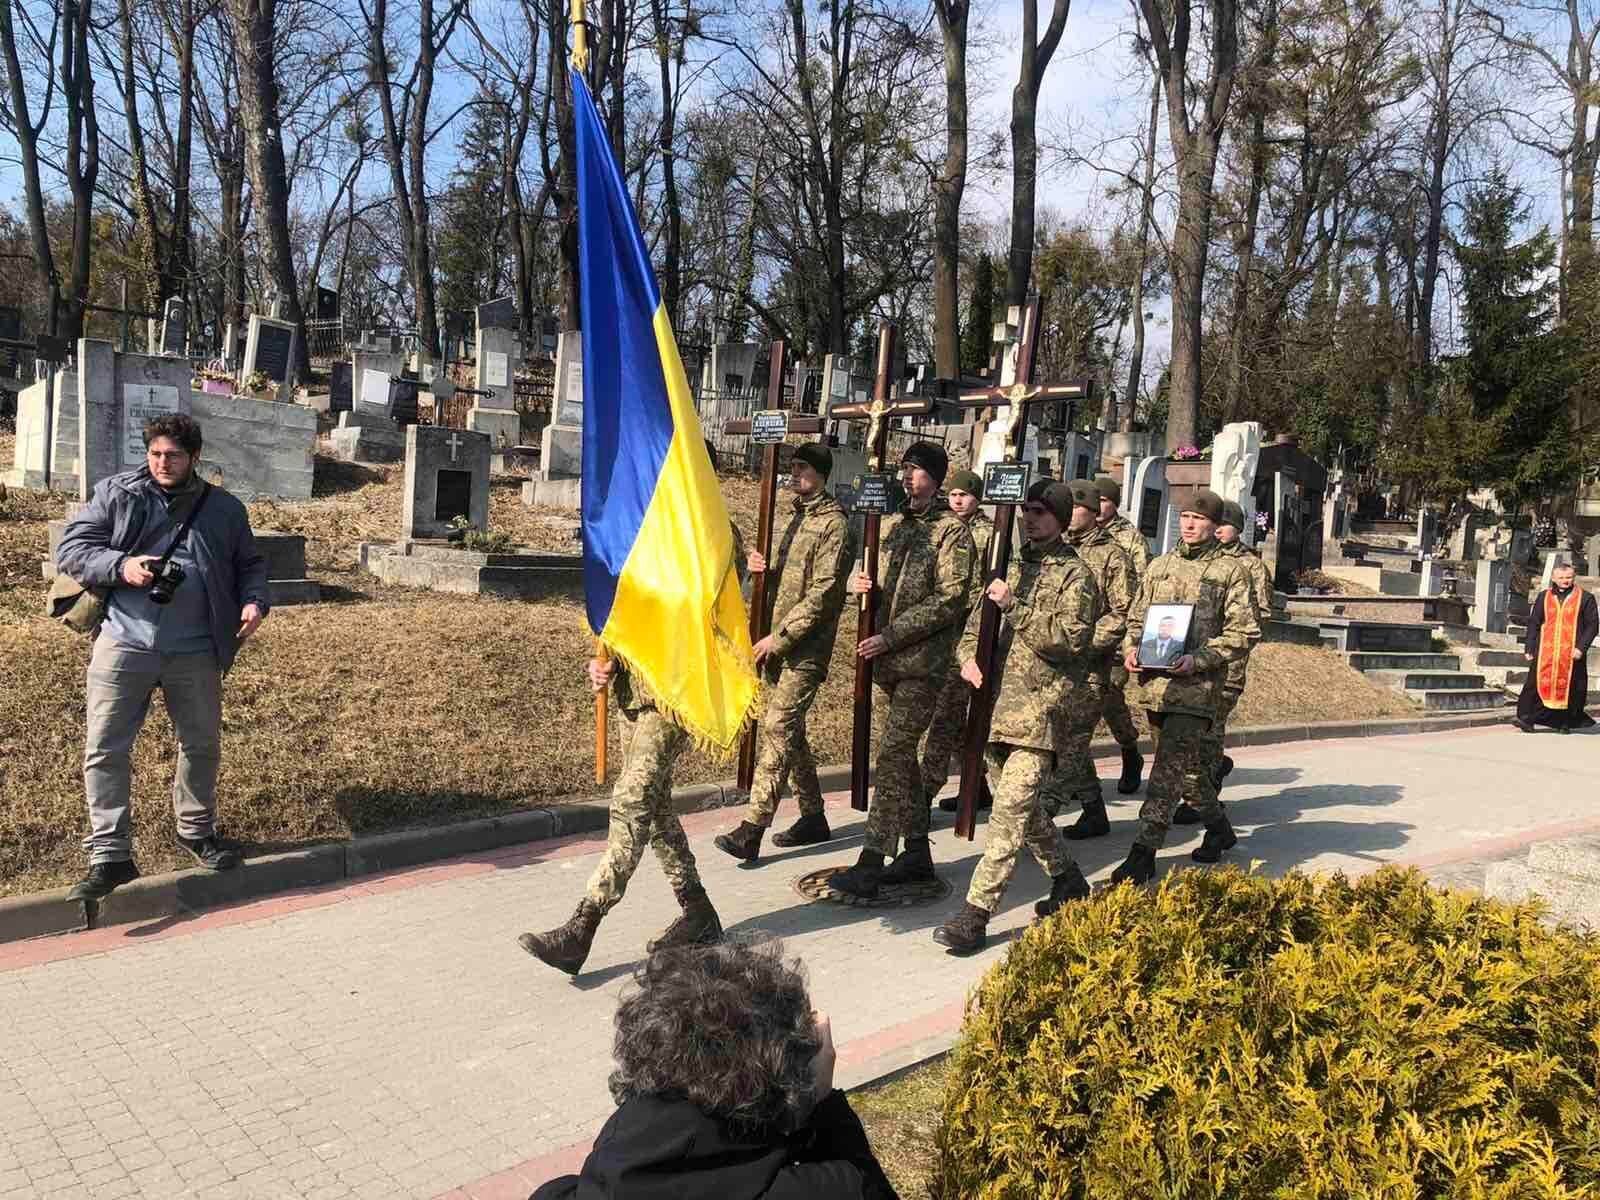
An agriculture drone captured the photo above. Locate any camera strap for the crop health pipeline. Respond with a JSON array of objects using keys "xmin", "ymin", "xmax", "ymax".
[{"xmin": 152, "ymin": 481, "xmax": 213, "ymax": 575}]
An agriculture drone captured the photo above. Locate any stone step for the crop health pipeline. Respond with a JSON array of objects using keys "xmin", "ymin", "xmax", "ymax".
[
  {"xmin": 1472, "ymin": 649, "xmax": 1526, "ymax": 668},
  {"xmin": 1365, "ymin": 670, "xmax": 1487, "ymax": 691},
  {"xmin": 1345, "ymin": 652, "xmax": 1461, "ymax": 672},
  {"xmin": 1406, "ymin": 687, "xmax": 1508, "ymax": 711},
  {"xmin": 1508, "ymin": 623, "xmax": 1529, "ymax": 638}
]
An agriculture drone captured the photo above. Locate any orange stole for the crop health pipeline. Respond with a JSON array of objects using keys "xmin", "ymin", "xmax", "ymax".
[{"xmin": 1536, "ymin": 588, "xmax": 1583, "ymax": 707}]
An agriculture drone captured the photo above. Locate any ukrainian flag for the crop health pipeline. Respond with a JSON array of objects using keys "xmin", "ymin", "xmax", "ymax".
[{"xmin": 573, "ymin": 69, "xmax": 757, "ymax": 753}]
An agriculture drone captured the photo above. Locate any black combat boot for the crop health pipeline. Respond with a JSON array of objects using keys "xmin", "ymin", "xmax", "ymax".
[
  {"xmin": 1116, "ymin": 747, "xmax": 1144, "ymax": 794},
  {"xmin": 713, "ymin": 821, "xmax": 764, "ymax": 863},
  {"xmin": 938, "ymin": 779, "xmax": 995, "ymax": 813},
  {"xmin": 1190, "ymin": 814, "xmax": 1238, "ymax": 864},
  {"xmin": 66, "ymin": 859, "xmax": 140, "ymax": 902},
  {"xmin": 1211, "ymin": 754, "xmax": 1235, "ymax": 790},
  {"xmin": 932, "ymin": 903, "xmax": 989, "ymax": 954},
  {"xmin": 1110, "ymin": 844, "xmax": 1157, "ymax": 886},
  {"xmin": 177, "ymin": 834, "xmax": 242, "ymax": 871},
  {"xmin": 771, "ymin": 812, "xmax": 832, "ymax": 848},
  {"xmin": 1172, "ymin": 801, "xmax": 1203, "ymax": 825},
  {"xmin": 1034, "ymin": 862, "xmax": 1092, "ymax": 919},
  {"xmin": 518, "ymin": 900, "xmax": 603, "ymax": 976},
  {"xmin": 647, "ymin": 885, "xmax": 723, "ymax": 952},
  {"xmin": 828, "ymin": 850, "xmax": 885, "ymax": 899},
  {"xmin": 1063, "ymin": 793, "xmax": 1111, "ymax": 840},
  {"xmin": 879, "ymin": 837, "xmax": 936, "ymax": 885}
]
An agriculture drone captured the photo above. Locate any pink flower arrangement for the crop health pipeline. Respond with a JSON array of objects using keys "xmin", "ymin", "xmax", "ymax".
[{"xmin": 1171, "ymin": 444, "xmax": 1203, "ymax": 461}]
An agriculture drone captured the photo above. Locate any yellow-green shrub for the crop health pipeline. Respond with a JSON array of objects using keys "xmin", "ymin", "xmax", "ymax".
[{"xmin": 932, "ymin": 867, "xmax": 1600, "ymax": 1199}]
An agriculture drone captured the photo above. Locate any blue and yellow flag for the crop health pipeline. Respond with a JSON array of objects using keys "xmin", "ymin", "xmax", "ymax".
[{"xmin": 573, "ymin": 69, "xmax": 757, "ymax": 753}]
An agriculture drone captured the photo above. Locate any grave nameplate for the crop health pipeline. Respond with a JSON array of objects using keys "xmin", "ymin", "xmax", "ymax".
[
  {"xmin": 983, "ymin": 462, "xmax": 1030, "ymax": 505},
  {"xmin": 253, "ymin": 322, "xmax": 293, "ymax": 383},
  {"xmin": 477, "ymin": 296, "xmax": 517, "ymax": 331},
  {"xmin": 315, "ymin": 286, "xmax": 340, "ymax": 319},
  {"xmin": 485, "ymin": 352, "xmax": 510, "ymax": 389},
  {"xmin": 1138, "ymin": 487, "xmax": 1163, "ymax": 539},
  {"xmin": 435, "ymin": 469, "xmax": 473, "ymax": 524},
  {"xmin": 561, "ymin": 359, "xmax": 584, "ymax": 427},
  {"xmin": 122, "ymin": 383, "xmax": 182, "ymax": 468},
  {"xmin": 391, "ymin": 376, "xmax": 420, "ymax": 426},
  {"xmin": 359, "ymin": 368, "xmax": 392, "ymax": 417},
  {"xmin": 851, "ymin": 473, "xmax": 899, "ymax": 515},
  {"xmin": 159, "ymin": 299, "xmax": 186, "ymax": 357},
  {"xmin": 329, "ymin": 362, "xmax": 353, "ymax": 412},
  {"xmin": 750, "ymin": 410, "xmax": 790, "ymax": 445}
]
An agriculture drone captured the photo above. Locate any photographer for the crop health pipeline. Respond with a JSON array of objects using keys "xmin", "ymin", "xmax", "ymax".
[{"xmin": 56, "ymin": 413, "xmax": 270, "ymax": 902}]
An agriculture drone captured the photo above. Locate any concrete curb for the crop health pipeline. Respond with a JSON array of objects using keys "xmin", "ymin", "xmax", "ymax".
[{"xmin": 0, "ymin": 708, "xmax": 1540, "ymax": 945}]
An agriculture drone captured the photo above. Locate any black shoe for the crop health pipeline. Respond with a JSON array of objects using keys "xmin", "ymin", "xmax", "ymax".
[
  {"xmin": 1513, "ymin": 717, "xmax": 1534, "ymax": 733},
  {"xmin": 647, "ymin": 887, "xmax": 723, "ymax": 952},
  {"xmin": 932, "ymin": 903, "xmax": 989, "ymax": 954},
  {"xmin": 1116, "ymin": 747, "xmax": 1144, "ymax": 795},
  {"xmin": 771, "ymin": 812, "xmax": 832, "ymax": 848},
  {"xmin": 1034, "ymin": 862, "xmax": 1091, "ymax": 919},
  {"xmin": 177, "ymin": 835, "xmax": 241, "ymax": 871},
  {"xmin": 937, "ymin": 783, "xmax": 993, "ymax": 814},
  {"xmin": 1063, "ymin": 794, "xmax": 1110, "ymax": 841},
  {"xmin": 937, "ymin": 791, "xmax": 958, "ymax": 813},
  {"xmin": 1191, "ymin": 814, "xmax": 1238, "ymax": 864},
  {"xmin": 880, "ymin": 838, "xmax": 936, "ymax": 885},
  {"xmin": 1560, "ymin": 726, "xmax": 1573, "ymax": 735},
  {"xmin": 828, "ymin": 851, "xmax": 885, "ymax": 900},
  {"xmin": 1172, "ymin": 801, "xmax": 1203, "ymax": 826},
  {"xmin": 518, "ymin": 900, "xmax": 603, "ymax": 976},
  {"xmin": 714, "ymin": 821, "xmax": 764, "ymax": 863},
  {"xmin": 1212, "ymin": 754, "xmax": 1234, "ymax": 790},
  {"xmin": 66, "ymin": 859, "xmax": 140, "ymax": 902},
  {"xmin": 1111, "ymin": 845, "xmax": 1157, "ymax": 886}
]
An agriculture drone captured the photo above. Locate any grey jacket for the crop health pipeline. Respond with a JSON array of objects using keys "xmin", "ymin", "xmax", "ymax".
[{"xmin": 56, "ymin": 468, "xmax": 271, "ymax": 673}]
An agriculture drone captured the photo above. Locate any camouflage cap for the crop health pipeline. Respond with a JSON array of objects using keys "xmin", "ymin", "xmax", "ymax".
[
  {"xmin": 1069, "ymin": 480, "xmax": 1100, "ymax": 511},
  {"xmin": 1219, "ymin": 500, "xmax": 1246, "ymax": 531},
  {"xmin": 1183, "ymin": 489, "xmax": 1226, "ymax": 523},
  {"xmin": 946, "ymin": 468, "xmax": 983, "ymax": 498},
  {"xmin": 1094, "ymin": 475, "xmax": 1121, "ymax": 504},
  {"xmin": 1026, "ymin": 478, "xmax": 1073, "ymax": 523}
]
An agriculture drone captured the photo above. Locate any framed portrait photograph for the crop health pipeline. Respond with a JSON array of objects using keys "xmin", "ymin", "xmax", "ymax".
[{"xmin": 1138, "ymin": 603, "xmax": 1196, "ymax": 673}]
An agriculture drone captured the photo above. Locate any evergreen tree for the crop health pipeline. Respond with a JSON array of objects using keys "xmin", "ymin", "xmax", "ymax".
[
  {"xmin": 435, "ymin": 92, "xmax": 507, "ymax": 320},
  {"xmin": 961, "ymin": 251, "xmax": 995, "ymax": 376}
]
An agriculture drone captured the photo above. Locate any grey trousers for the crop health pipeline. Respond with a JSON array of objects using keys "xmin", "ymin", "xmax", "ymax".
[{"xmin": 83, "ymin": 638, "xmax": 223, "ymax": 864}]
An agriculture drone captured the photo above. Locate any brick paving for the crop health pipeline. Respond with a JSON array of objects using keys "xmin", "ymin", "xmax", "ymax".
[{"xmin": 2, "ymin": 725, "xmax": 1598, "ymax": 1200}]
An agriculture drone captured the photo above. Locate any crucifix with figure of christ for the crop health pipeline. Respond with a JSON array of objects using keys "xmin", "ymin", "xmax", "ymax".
[
  {"xmin": 944, "ymin": 296, "xmax": 1093, "ymax": 840},
  {"xmin": 722, "ymin": 340, "xmax": 826, "ymax": 790},
  {"xmin": 827, "ymin": 322, "xmax": 935, "ymax": 811}
]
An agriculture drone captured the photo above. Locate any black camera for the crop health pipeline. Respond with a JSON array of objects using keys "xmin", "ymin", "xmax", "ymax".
[{"xmin": 147, "ymin": 560, "xmax": 187, "ymax": 605}]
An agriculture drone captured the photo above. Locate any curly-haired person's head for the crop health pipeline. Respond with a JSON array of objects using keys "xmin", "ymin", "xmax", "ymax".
[{"xmin": 608, "ymin": 940, "xmax": 822, "ymax": 1134}]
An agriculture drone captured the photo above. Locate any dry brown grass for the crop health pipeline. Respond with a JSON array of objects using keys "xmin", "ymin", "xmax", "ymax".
[
  {"xmin": 1298, "ymin": 568, "xmax": 1382, "ymax": 597},
  {"xmin": 851, "ymin": 1056, "xmax": 949, "ymax": 1198},
  {"xmin": 0, "ymin": 448, "xmax": 1413, "ymax": 896}
]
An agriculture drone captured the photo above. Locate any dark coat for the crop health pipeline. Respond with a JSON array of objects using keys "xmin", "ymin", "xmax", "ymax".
[{"xmin": 530, "ymin": 1090, "xmax": 898, "ymax": 1200}]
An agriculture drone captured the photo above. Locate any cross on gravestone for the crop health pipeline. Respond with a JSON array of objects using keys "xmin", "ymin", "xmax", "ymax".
[
  {"xmin": 446, "ymin": 432, "xmax": 463, "ymax": 462},
  {"xmin": 401, "ymin": 425, "xmax": 491, "ymax": 541},
  {"xmin": 73, "ymin": 341, "xmax": 195, "ymax": 500}
]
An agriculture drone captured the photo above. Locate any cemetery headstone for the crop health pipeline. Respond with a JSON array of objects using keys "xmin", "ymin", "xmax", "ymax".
[
  {"xmin": 1416, "ymin": 508, "xmax": 1441, "ymax": 556},
  {"xmin": 74, "ymin": 340, "xmax": 194, "ymax": 500},
  {"xmin": 1419, "ymin": 558, "xmax": 1442, "ymax": 597},
  {"xmin": 159, "ymin": 298, "xmax": 186, "ymax": 357},
  {"xmin": 469, "ymin": 325, "xmax": 523, "ymax": 448},
  {"xmin": 539, "ymin": 330, "xmax": 584, "ymax": 480},
  {"xmin": 241, "ymin": 314, "xmax": 296, "ymax": 400},
  {"xmin": 1447, "ymin": 511, "xmax": 1483, "ymax": 562},
  {"xmin": 1122, "ymin": 455, "xmax": 1169, "ymax": 558},
  {"xmin": 1061, "ymin": 432, "xmax": 1097, "ymax": 480},
  {"xmin": 402, "ymin": 425, "xmax": 490, "ymax": 541},
  {"xmin": 1474, "ymin": 558, "xmax": 1511, "ymax": 634},
  {"xmin": 476, "ymin": 295, "xmax": 518, "ymax": 332},
  {"xmin": 1511, "ymin": 526, "xmax": 1535, "ymax": 566},
  {"xmin": 357, "ymin": 368, "xmax": 393, "ymax": 420},
  {"xmin": 315, "ymin": 286, "xmax": 340, "ymax": 320},
  {"xmin": 390, "ymin": 375, "xmax": 420, "ymax": 426},
  {"xmin": 1209, "ymin": 421, "xmax": 1261, "ymax": 546},
  {"xmin": 222, "ymin": 322, "xmax": 239, "ymax": 370},
  {"xmin": 328, "ymin": 361, "xmax": 353, "ymax": 413},
  {"xmin": 1585, "ymin": 532, "xmax": 1600, "ymax": 575}
]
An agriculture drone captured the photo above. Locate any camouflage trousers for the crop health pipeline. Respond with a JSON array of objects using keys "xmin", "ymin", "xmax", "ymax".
[
  {"xmin": 862, "ymin": 675, "xmax": 941, "ymax": 858},
  {"xmin": 967, "ymin": 743, "xmax": 1072, "ymax": 915},
  {"xmin": 1099, "ymin": 660, "xmax": 1141, "ymax": 749},
  {"xmin": 918, "ymin": 664, "xmax": 971, "ymax": 805},
  {"xmin": 1037, "ymin": 684, "xmax": 1108, "ymax": 818},
  {"xmin": 584, "ymin": 708, "xmax": 702, "ymax": 915},
  {"xmin": 1195, "ymin": 688, "xmax": 1242, "ymax": 790},
  {"xmin": 1136, "ymin": 710, "xmax": 1221, "ymax": 850},
  {"xmin": 742, "ymin": 662, "xmax": 826, "ymax": 827}
]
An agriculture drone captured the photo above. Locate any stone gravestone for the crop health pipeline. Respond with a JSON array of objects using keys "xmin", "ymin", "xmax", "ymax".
[
  {"xmin": 328, "ymin": 361, "xmax": 353, "ymax": 413},
  {"xmin": 1511, "ymin": 526, "xmax": 1535, "ymax": 566},
  {"xmin": 330, "ymin": 367, "xmax": 405, "ymax": 463},
  {"xmin": 4, "ymin": 365, "xmax": 80, "ymax": 491},
  {"xmin": 1416, "ymin": 508, "xmax": 1441, "ymax": 556},
  {"xmin": 1060, "ymin": 432, "xmax": 1097, "ymax": 480},
  {"xmin": 1121, "ymin": 456, "xmax": 1169, "ymax": 559},
  {"xmin": 1209, "ymin": 421, "xmax": 1261, "ymax": 547},
  {"xmin": 241, "ymin": 314, "xmax": 296, "ymax": 401},
  {"xmin": 1448, "ymin": 511, "xmax": 1482, "ymax": 561},
  {"xmin": 469, "ymin": 325, "xmax": 523, "ymax": 448},
  {"xmin": 221, "ymin": 322, "xmax": 239, "ymax": 371},
  {"xmin": 476, "ymin": 295, "xmax": 517, "ymax": 333},
  {"xmin": 402, "ymin": 426, "xmax": 490, "ymax": 541},
  {"xmin": 1474, "ymin": 558, "xmax": 1511, "ymax": 634},
  {"xmin": 74, "ymin": 340, "xmax": 194, "ymax": 500},
  {"xmin": 159, "ymin": 298, "xmax": 187, "ymax": 358},
  {"xmin": 1419, "ymin": 558, "xmax": 1443, "ymax": 597},
  {"xmin": 545, "ymin": 330, "xmax": 584, "ymax": 473},
  {"xmin": 1585, "ymin": 533, "xmax": 1600, "ymax": 576}
]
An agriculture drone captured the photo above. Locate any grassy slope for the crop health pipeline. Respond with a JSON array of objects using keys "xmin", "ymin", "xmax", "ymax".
[{"xmin": 0, "ymin": 438, "xmax": 1414, "ymax": 895}]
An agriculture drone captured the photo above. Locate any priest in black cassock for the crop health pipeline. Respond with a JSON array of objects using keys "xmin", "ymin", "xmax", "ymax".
[{"xmin": 1515, "ymin": 560, "xmax": 1598, "ymax": 733}]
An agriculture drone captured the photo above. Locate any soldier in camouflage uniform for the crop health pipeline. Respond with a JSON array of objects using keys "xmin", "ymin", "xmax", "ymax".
[
  {"xmin": 1037, "ymin": 480, "xmax": 1136, "ymax": 839},
  {"xmin": 520, "ymin": 501, "xmax": 745, "ymax": 976},
  {"xmin": 1093, "ymin": 475, "xmax": 1149, "ymax": 794},
  {"xmin": 831, "ymin": 441, "xmax": 975, "ymax": 900},
  {"xmin": 924, "ymin": 468, "xmax": 996, "ymax": 816},
  {"xmin": 1112, "ymin": 489, "xmax": 1259, "ymax": 886},
  {"xmin": 932, "ymin": 480, "xmax": 1101, "ymax": 954},
  {"xmin": 715, "ymin": 442, "xmax": 853, "ymax": 862},
  {"xmin": 1174, "ymin": 499, "xmax": 1272, "ymax": 824}
]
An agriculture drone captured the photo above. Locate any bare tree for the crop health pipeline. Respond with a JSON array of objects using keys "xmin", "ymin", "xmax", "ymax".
[
  {"xmin": 931, "ymin": 0, "xmax": 970, "ymax": 376},
  {"xmin": 1005, "ymin": 0, "xmax": 1075, "ymax": 307}
]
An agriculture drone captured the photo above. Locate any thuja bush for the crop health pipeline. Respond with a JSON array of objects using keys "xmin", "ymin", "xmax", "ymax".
[{"xmin": 932, "ymin": 867, "xmax": 1600, "ymax": 1200}]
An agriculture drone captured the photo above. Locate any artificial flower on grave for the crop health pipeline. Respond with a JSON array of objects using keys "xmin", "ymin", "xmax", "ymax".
[
  {"xmin": 1256, "ymin": 509, "xmax": 1273, "ymax": 535},
  {"xmin": 1171, "ymin": 444, "xmax": 1203, "ymax": 461}
]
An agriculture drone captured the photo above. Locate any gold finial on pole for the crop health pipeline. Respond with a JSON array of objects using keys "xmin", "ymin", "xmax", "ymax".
[{"xmin": 570, "ymin": 0, "xmax": 589, "ymax": 73}]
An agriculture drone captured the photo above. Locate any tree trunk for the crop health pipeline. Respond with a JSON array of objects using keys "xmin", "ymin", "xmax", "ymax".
[
  {"xmin": 230, "ymin": 0, "xmax": 307, "ymax": 370},
  {"xmin": 1223, "ymin": 107, "xmax": 1267, "ymax": 423},
  {"xmin": 411, "ymin": 0, "xmax": 441, "ymax": 356},
  {"xmin": 62, "ymin": 0, "xmax": 100, "ymax": 339},
  {"xmin": 1005, "ymin": 0, "xmax": 1073, "ymax": 307},
  {"xmin": 1123, "ymin": 63, "xmax": 1160, "ymax": 431},
  {"xmin": 0, "ymin": 0, "xmax": 61, "ymax": 325},
  {"xmin": 931, "ymin": 0, "xmax": 969, "ymax": 378},
  {"xmin": 651, "ymin": 0, "xmax": 682, "ymax": 328}
]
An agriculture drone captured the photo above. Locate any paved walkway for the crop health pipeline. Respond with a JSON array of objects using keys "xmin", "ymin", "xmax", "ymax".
[{"xmin": 2, "ymin": 725, "xmax": 1598, "ymax": 1200}]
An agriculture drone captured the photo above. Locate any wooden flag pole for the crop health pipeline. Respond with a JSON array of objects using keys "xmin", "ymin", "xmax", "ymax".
[{"xmin": 594, "ymin": 639, "xmax": 608, "ymax": 783}]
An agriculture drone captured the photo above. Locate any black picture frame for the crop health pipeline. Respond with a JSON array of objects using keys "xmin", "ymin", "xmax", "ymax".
[{"xmin": 1137, "ymin": 602, "xmax": 1195, "ymax": 673}]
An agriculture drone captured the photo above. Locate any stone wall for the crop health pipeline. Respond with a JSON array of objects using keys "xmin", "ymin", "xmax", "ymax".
[{"xmin": 191, "ymin": 390, "xmax": 316, "ymax": 500}]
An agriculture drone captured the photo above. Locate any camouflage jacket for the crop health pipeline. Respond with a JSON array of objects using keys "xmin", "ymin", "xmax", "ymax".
[
  {"xmin": 763, "ymin": 491, "xmax": 853, "ymax": 673},
  {"xmin": 961, "ymin": 510, "xmax": 996, "ymax": 612},
  {"xmin": 957, "ymin": 536, "xmax": 1099, "ymax": 752},
  {"xmin": 1220, "ymin": 541, "xmax": 1273, "ymax": 692},
  {"xmin": 870, "ymin": 498, "xmax": 975, "ymax": 682},
  {"xmin": 1102, "ymin": 513, "xmax": 1151, "ymax": 579},
  {"xmin": 1068, "ymin": 523, "xmax": 1136, "ymax": 676},
  {"xmin": 1123, "ymin": 536, "xmax": 1259, "ymax": 717},
  {"xmin": 617, "ymin": 524, "xmax": 748, "ymax": 716}
]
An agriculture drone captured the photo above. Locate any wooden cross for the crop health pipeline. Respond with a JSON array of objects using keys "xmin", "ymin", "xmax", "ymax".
[
  {"xmin": 722, "ymin": 339, "xmax": 825, "ymax": 790},
  {"xmin": 826, "ymin": 322, "xmax": 935, "ymax": 811},
  {"xmin": 942, "ymin": 296, "xmax": 1093, "ymax": 839}
]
